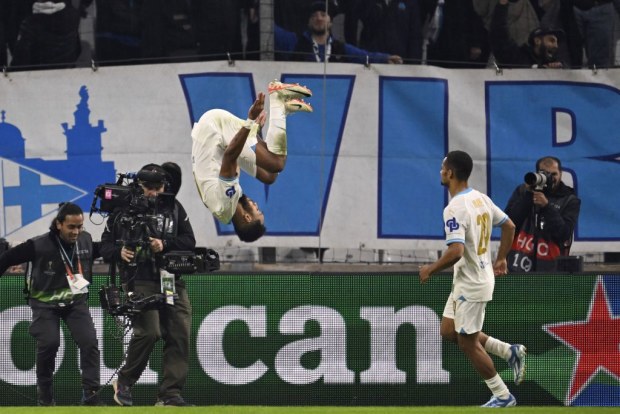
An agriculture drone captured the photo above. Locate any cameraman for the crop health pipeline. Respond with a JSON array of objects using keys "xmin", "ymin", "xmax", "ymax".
[
  {"xmin": 99, "ymin": 163, "xmax": 196, "ymax": 406},
  {"xmin": 505, "ymin": 156, "xmax": 581, "ymax": 272},
  {"xmin": 0, "ymin": 202, "xmax": 102, "ymax": 406}
]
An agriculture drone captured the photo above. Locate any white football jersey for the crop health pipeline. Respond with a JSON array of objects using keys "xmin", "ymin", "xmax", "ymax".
[
  {"xmin": 443, "ymin": 188, "xmax": 508, "ymax": 302},
  {"xmin": 191, "ymin": 109, "xmax": 259, "ymax": 223}
]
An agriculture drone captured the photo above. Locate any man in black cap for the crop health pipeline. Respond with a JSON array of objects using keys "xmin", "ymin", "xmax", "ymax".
[
  {"xmin": 100, "ymin": 163, "xmax": 196, "ymax": 406},
  {"xmin": 489, "ymin": 0, "xmax": 565, "ymax": 68},
  {"xmin": 275, "ymin": 0, "xmax": 403, "ymax": 63}
]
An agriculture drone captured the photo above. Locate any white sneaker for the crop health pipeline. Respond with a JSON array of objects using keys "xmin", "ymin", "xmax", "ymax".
[
  {"xmin": 481, "ymin": 393, "xmax": 517, "ymax": 408},
  {"xmin": 508, "ymin": 344, "xmax": 527, "ymax": 385},
  {"xmin": 268, "ymin": 80, "xmax": 312, "ymax": 99},
  {"xmin": 285, "ymin": 99, "xmax": 313, "ymax": 114}
]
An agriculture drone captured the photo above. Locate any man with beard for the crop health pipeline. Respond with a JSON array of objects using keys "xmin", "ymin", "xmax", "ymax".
[
  {"xmin": 419, "ymin": 151, "xmax": 523, "ymax": 407},
  {"xmin": 275, "ymin": 0, "xmax": 403, "ymax": 64},
  {"xmin": 191, "ymin": 81, "xmax": 312, "ymax": 242},
  {"xmin": 505, "ymin": 156, "xmax": 581, "ymax": 272},
  {"xmin": 103, "ymin": 164, "xmax": 196, "ymax": 406},
  {"xmin": 489, "ymin": 0, "xmax": 565, "ymax": 68}
]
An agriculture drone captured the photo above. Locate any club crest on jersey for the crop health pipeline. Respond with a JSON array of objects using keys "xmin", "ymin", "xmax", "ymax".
[
  {"xmin": 446, "ymin": 217, "xmax": 459, "ymax": 232},
  {"xmin": 225, "ymin": 187, "xmax": 236, "ymax": 198}
]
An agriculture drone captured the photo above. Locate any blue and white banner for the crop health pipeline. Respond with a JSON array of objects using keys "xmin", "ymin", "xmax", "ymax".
[{"xmin": 0, "ymin": 61, "xmax": 618, "ymax": 252}]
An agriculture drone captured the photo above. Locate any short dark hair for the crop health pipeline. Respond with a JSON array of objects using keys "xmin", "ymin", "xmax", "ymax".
[
  {"xmin": 233, "ymin": 219, "xmax": 266, "ymax": 243},
  {"xmin": 528, "ymin": 26, "xmax": 564, "ymax": 46},
  {"xmin": 445, "ymin": 150, "xmax": 473, "ymax": 181},
  {"xmin": 536, "ymin": 156, "xmax": 562, "ymax": 172},
  {"xmin": 50, "ymin": 202, "xmax": 83, "ymax": 232}
]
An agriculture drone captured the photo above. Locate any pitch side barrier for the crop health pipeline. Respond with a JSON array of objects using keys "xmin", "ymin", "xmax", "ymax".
[{"xmin": 0, "ymin": 273, "xmax": 617, "ymax": 406}]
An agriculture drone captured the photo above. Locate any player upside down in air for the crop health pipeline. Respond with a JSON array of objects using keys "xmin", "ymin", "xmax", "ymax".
[{"xmin": 191, "ymin": 81, "xmax": 312, "ymax": 242}]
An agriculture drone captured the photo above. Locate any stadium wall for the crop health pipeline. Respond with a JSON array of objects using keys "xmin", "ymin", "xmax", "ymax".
[
  {"xmin": 0, "ymin": 273, "xmax": 618, "ymax": 406},
  {"xmin": 0, "ymin": 61, "xmax": 619, "ymax": 253}
]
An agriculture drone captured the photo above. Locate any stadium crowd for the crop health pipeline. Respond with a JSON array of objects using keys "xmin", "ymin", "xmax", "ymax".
[{"xmin": 1, "ymin": 0, "xmax": 619, "ymax": 70}]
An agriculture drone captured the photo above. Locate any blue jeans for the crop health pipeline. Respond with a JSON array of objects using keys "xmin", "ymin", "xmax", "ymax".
[{"xmin": 573, "ymin": 2, "xmax": 617, "ymax": 68}]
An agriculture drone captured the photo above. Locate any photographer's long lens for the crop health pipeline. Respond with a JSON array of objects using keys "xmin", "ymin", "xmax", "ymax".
[{"xmin": 524, "ymin": 172, "xmax": 540, "ymax": 186}]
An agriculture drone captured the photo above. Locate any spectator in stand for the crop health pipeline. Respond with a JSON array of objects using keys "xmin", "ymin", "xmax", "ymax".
[
  {"xmin": 344, "ymin": 0, "xmax": 423, "ymax": 64},
  {"xmin": 274, "ymin": 0, "xmax": 316, "ymax": 35},
  {"xmin": 0, "ymin": 1, "xmax": 12, "ymax": 66},
  {"xmin": 245, "ymin": 0, "xmax": 260, "ymax": 60},
  {"xmin": 10, "ymin": 0, "xmax": 81, "ymax": 70},
  {"xmin": 572, "ymin": 0, "xmax": 619, "ymax": 68},
  {"xmin": 0, "ymin": 0, "xmax": 36, "ymax": 67},
  {"xmin": 192, "ymin": 0, "xmax": 244, "ymax": 61},
  {"xmin": 533, "ymin": 0, "xmax": 583, "ymax": 68},
  {"xmin": 275, "ymin": 0, "xmax": 403, "ymax": 64},
  {"xmin": 92, "ymin": 0, "xmax": 143, "ymax": 65},
  {"xmin": 420, "ymin": 0, "xmax": 490, "ymax": 68},
  {"xmin": 141, "ymin": 0, "xmax": 196, "ymax": 63},
  {"xmin": 490, "ymin": 0, "xmax": 566, "ymax": 68},
  {"xmin": 474, "ymin": 0, "xmax": 540, "ymax": 51}
]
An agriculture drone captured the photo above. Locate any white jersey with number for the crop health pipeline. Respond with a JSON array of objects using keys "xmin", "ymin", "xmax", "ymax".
[
  {"xmin": 191, "ymin": 109, "xmax": 260, "ymax": 224},
  {"xmin": 443, "ymin": 188, "xmax": 508, "ymax": 302}
]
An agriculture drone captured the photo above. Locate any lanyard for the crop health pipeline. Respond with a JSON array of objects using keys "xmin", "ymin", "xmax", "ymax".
[
  {"xmin": 312, "ymin": 37, "xmax": 332, "ymax": 62},
  {"xmin": 58, "ymin": 238, "xmax": 83, "ymax": 280}
]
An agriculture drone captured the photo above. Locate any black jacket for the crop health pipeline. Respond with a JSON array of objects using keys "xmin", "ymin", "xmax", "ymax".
[
  {"xmin": 0, "ymin": 231, "xmax": 97, "ymax": 304},
  {"xmin": 505, "ymin": 181, "xmax": 581, "ymax": 272},
  {"xmin": 354, "ymin": 0, "xmax": 423, "ymax": 61},
  {"xmin": 10, "ymin": 1, "xmax": 81, "ymax": 69},
  {"xmin": 99, "ymin": 200, "xmax": 196, "ymax": 283},
  {"xmin": 489, "ymin": 2, "xmax": 565, "ymax": 68}
]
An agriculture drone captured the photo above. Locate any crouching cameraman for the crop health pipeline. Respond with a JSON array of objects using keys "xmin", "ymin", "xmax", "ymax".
[
  {"xmin": 99, "ymin": 163, "xmax": 196, "ymax": 406},
  {"xmin": 505, "ymin": 156, "xmax": 581, "ymax": 273}
]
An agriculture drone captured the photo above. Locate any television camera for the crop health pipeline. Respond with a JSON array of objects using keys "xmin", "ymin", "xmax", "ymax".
[
  {"xmin": 90, "ymin": 171, "xmax": 175, "ymax": 217},
  {"xmin": 91, "ymin": 171, "xmax": 220, "ymax": 319},
  {"xmin": 99, "ymin": 248, "xmax": 220, "ymax": 318},
  {"xmin": 90, "ymin": 171, "xmax": 176, "ymax": 266}
]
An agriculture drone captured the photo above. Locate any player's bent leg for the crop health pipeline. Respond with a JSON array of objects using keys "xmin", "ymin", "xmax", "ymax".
[
  {"xmin": 440, "ymin": 317, "xmax": 458, "ymax": 343},
  {"xmin": 457, "ymin": 333, "xmax": 497, "ymax": 380},
  {"xmin": 255, "ymin": 141, "xmax": 286, "ymax": 174}
]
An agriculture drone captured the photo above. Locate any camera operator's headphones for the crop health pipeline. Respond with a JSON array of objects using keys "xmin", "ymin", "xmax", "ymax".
[{"xmin": 137, "ymin": 164, "xmax": 168, "ymax": 188}]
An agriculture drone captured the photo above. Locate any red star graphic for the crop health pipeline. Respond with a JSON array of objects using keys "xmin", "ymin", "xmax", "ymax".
[{"xmin": 544, "ymin": 278, "xmax": 620, "ymax": 405}]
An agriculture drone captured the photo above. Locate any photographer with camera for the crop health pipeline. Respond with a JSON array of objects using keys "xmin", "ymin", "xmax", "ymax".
[
  {"xmin": 0, "ymin": 202, "xmax": 102, "ymax": 406},
  {"xmin": 505, "ymin": 156, "xmax": 581, "ymax": 273},
  {"xmin": 99, "ymin": 163, "xmax": 196, "ymax": 406}
]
